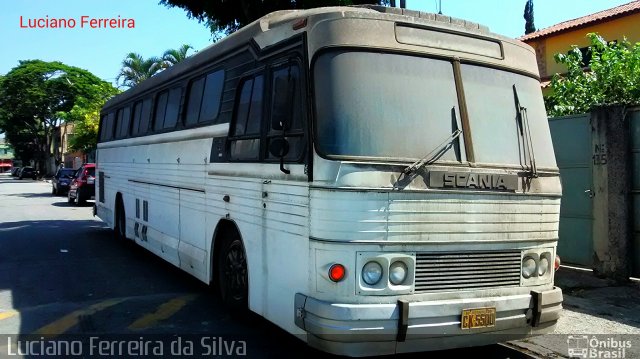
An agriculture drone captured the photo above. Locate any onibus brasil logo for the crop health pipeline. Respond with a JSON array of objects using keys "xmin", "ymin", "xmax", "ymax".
[{"xmin": 567, "ymin": 335, "xmax": 632, "ymax": 358}]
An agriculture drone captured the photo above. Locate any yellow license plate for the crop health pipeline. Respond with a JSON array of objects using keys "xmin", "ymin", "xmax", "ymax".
[{"xmin": 461, "ymin": 307, "xmax": 496, "ymax": 329}]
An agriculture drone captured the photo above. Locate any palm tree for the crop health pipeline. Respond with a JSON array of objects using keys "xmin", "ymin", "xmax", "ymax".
[
  {"xmin": 116, "ymin": 53, "xmax": 162, "ymax": 88},
  {"xmin": 161, "ymin": 44, "xmax": 195, "ymax": 68}
]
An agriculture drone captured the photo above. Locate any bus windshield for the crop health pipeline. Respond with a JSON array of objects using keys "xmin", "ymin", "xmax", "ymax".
[{"xmin": 314, "ymin": 51, "xmax": 556, "ymax": 168}]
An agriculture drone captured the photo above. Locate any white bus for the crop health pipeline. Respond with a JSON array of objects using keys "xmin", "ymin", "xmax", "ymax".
[{"xmin": 96, "ymin": 5, "xmax": 563, "ymax": 356}]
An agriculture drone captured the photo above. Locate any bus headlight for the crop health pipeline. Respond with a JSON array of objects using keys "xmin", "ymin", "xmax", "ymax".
[
  {"xmin": 522, "ymin": 256, "xmax": 536, "ymax": 278},
  {"xmin": 389, "ymin": 261, "xmax": 408, "ymax": 285},
  {"xmin": 538, "ymin": 256, "xmax": 550, "ymax": 276},
  {"xmin": 362, "ymin": 261, "xmax": 383, "ymax": 285}
]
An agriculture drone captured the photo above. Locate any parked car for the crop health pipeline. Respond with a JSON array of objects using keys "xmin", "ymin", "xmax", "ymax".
[
  {"xmin": 18, "ymin": 166, "xmax": 37, "ymax": 180},
  {"xmin": 52, "ymin": 167, "xmax": 76, "ymax": 195},
  {"xmin": 68, "ymin": 163, "xmax": 96, "ymax": 205},
  {"xmin": 10, "ymin": 167, "xmax": 20, "ymax": 177}
]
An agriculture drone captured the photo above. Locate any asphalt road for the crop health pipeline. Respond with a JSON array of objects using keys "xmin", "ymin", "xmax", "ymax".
[{"xmin": 0, "ymin": 173, "xmax": 535, "ymax": 358}]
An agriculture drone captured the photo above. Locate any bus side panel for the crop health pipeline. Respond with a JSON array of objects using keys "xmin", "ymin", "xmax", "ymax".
[
  {"xmin": 147, "ymin": 183, "xmax": 180, "ymax": 267},
  {"xmin": 261, "ymin": 179, "xmax": 309, "ymax": 335},
  {"xmin": 206, "ymin": 175, "xmax": 265, "ymax": 313},
  {"xmin": 206, "ymin": 168, "xmax": 309, "ymax": 336}
]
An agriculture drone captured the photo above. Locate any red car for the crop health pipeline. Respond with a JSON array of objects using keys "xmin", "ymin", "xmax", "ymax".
[{"xmin": 67, "ymin": 163, "xmax": 96, "ymax": 205}]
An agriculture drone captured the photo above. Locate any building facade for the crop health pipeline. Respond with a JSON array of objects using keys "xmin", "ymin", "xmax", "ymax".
[
  {"xmin": 57, "ymin": 122, "xmax": 86, "ymax": 169},
  {"xmin": 520, "ymin": 1, "xmax": 640, "ymax": 82},
  {"xmin": 0, "ymin": 139, "xmax": 15, "ymax": 172}
]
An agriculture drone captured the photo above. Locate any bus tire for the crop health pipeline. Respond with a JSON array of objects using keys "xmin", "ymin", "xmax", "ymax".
[
  {"xmin": 114, "ymin": 196, "xmax": 127, "ymax": 241},
  {"xmin": 217, "ymin": 235, "xmax": 248, "ymax": 313}
]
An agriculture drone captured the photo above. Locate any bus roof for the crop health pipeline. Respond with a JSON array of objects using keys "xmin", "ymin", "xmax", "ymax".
[{"xmin": 104, "ymin": 5, "xmax": 523, "ymax": 110}]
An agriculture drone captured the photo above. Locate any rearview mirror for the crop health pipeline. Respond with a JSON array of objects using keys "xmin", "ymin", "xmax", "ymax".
[{"xmin": 269, "ymin": 138, "xmax": 290, "ymax": 158}]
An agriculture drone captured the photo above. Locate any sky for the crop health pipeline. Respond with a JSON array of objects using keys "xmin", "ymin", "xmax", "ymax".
[{"xmin": 0, "ymin": 0, "xmax": 635, "ymax": 88}]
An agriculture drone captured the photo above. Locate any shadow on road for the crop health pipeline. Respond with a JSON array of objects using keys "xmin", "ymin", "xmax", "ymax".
[
  {"xmin": 0, "ymin": 183, "xmax": 536, "ymax": 358},
  {"xmin": 0, "ymin": 179, "xmax": 40, "ymax": 184},
  {"xmin": 50, "ymin": 201, "xmax": 94, "ymax": 207},
  {"xmin": 4, "ymin": 192, "xmax": 56, "ymax": 199}
]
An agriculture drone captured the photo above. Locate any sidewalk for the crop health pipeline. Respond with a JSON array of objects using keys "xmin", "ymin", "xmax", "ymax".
[{"xmin": 511, "ymin": 267, "xmax": 640, "ymax": 358}]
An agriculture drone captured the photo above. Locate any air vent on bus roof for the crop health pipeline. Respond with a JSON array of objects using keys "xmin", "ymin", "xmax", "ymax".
[{"xmin": 353, "ymin": 5, "xmax": 489, "ymax": 33}]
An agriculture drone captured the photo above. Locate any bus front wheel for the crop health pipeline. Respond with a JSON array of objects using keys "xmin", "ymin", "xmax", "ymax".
[{"xmin": 217, "ymin": 236, "xmax": 248, "ymax": 312}]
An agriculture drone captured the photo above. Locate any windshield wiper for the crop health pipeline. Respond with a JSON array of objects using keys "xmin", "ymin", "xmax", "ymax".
[
  {"xmin": 513, "ymin": 84, "xmax": 538, "ymax": 178},
  {"xmin": 403, "ymin": 129, "xmax": 462, "ymax": 175}
]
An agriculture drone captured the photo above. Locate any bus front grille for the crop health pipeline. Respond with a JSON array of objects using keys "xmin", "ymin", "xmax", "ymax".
[{"xmin": 415, "ymin": 251, "xmax": 521, "ymax": 292}]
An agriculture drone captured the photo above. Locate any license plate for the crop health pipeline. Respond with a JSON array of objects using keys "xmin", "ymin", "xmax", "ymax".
[{"xmin": 461, "ymin": 307, "xmax": 496, "ymax": 329}]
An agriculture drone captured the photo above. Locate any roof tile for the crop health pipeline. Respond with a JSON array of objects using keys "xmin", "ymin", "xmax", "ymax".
[{"xmin": 520, "ymin": 0, "xmax": 640, "ymax": 41}]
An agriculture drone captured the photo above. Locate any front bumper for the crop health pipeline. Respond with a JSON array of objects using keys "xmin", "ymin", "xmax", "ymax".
[
  {"xmin": 57, "ymin": 183, "xmax": 70, "ymax": 191},
  {"xmin": 294, "ymin": 287, "xmax": 562, "ymax": 356}
]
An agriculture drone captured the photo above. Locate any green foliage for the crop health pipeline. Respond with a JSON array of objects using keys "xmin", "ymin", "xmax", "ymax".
[
  {"xmin": 0, "ymin": 60, "xmax": 117, "ymax": 169},
  {"xmin": 161, "ymin": 44, "xmax": 195, "ymax": 68},
  {"xmin": 159, "ymin": 0, "xmax": 389, "ymax": 36},
  {"xmin": 116, "ymin": 52, "xmax": 163, "ymax": 88},
  {"xmin": 68, "ymin": 106, "xmax": 100, "ymax": 153},
  {"xmin": 117, "ymin": 45, "xmax": 194, "ymax": 88},
  {"xmin": 545, "ymin": 33, "xmax": 640, "ymax": 117}
]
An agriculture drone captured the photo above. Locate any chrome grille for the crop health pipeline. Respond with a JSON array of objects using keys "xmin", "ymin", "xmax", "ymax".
[{"xmin": 415, "ymin": 251, "xmax": 521, "ymax": 292}]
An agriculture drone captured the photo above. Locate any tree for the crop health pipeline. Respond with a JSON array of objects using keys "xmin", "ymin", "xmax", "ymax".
[
  {"xmin": 116, "ymin": 52, "xmax": 162, "ymax": 88},
  {"xmin": 65, "ymin": 98, "xmax": 106, "ymax": 154},
  {"xmin": 544, "ymin": 33, "xmax": 640, "ymax": 117},
  {"xmin": 161, "ymin": 44, "xmax": 195, "ymax": 68},
  {"xmin": 524, "ymin": 0, "xmax": 536, "ymax": 35},
  {"xmin": 159, "ymin": 0, "xmax": 389, "ymax": 37},
  {"xmin": 0, "ymin": 60, "xmax": 118, "ymax": 174},
  {"xmin": 117, "ymin": 45, "xmax": 195, "ymax": 88}
]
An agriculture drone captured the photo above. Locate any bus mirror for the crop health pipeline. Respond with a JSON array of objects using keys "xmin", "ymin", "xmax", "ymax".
[
  {"xmin": 272, "ymin": 77, "xmax": 293, "ymax": 131},
  {"xmin": 269, "ymin": 138, "xmax": 290, "ymax": 158}
]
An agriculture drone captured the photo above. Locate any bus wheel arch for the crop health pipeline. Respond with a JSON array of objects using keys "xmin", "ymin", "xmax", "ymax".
[
  {"xmin": 211, "ymin": 219, "xmax": 249, "ymax": 312},
  {"xmin": 114, "ymin": 192, "xmax": 126, "ymax": 241}
]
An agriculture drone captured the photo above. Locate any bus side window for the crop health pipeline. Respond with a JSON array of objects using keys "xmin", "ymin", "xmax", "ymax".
[
  {"xmin": 99, "ymin": 115, "xmax": 108, "ymax": 141},
  {"xmin": 267, "ymin": 64, "xmax": 304, "ymax": 161},
  {"xmin": 101, "ymin": 112, "xmax": 116, "ymax": 141},
  {"xmin": 164, "ymin": 87, "xmax": 182, "ymax": 129},
  {"xmin": 199, "ymin": 70, "xmax": 224, "ymax": 123},
  {"xmin": 114, "ymin": 108, "xmax": 124, "ymax": 139},
  {"xmin": 153, "ymin": 91, "xmax": 169, "ymax": 132},
  {"xmin": 118, "ymin": 106, "xmax": 132, "ymax": 138},
  {"xmin": 131, "ymin": 101, "xmax": 143, "ymax": 135},
  {"xmin": 185, "ymin": 77, "xmax": 205, "ymax": 127},
  {"xmin": 229, "ymin": 74, "xmax": 264, "ymax": 161},
  {"xmin": 139, "ymin": 98, "xmax": 152, "ymax": 135}
]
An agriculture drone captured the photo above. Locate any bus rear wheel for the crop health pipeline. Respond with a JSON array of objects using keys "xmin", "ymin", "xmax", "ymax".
[
  {"xmin": 114, "ymin": 197, "xmax": 126, "ymax": 241},
  {"xmin": 217, "ymin": 236, "xmax": 248, "ymax": 312}
]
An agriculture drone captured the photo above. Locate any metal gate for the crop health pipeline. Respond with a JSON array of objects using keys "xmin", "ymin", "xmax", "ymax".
[
  {"xmin": 549, "ymin": 114, "xmax": 593, "ymax": 267},
  {"xmin": 629, "ymin": 108, "xmax": 640, "ymax": 276}
]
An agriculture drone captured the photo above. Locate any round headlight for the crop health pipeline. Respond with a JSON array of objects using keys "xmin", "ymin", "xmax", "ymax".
[
  {"xmin": 522, "ymin": 257, "xmax": 536, "ymax": 278},
  {"xmin": 362, "ymin": 261, "xmax": 383, "ymax": 285},
  {"xmin": 538, "ymin": 257, "xmax": 549, "ymax": 276},
  {"xmin": 389, "ymin": 261, "xmax": 408, "ymax": 285}
]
